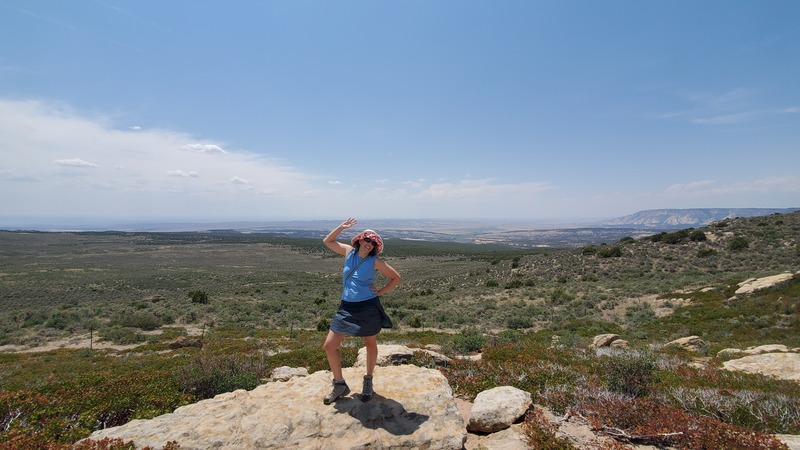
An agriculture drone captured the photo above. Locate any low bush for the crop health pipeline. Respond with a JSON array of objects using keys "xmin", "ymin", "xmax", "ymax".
[
  {"xmin": 452, "ymin": 328, "xmax": 486, "ymax": 354},
  {"xmin": 521, "ymin": 408, "xmax": 577, "ymax": 449},
  {"xmin": 600, "ymin": 350, "xmax": 656, "ymax": 398},
  {"xmin": 179, "ymin": 354, "xmax": 267, "ymax": 400}
]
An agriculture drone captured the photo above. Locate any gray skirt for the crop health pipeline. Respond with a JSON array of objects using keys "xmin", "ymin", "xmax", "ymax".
[{"xmin": 330, "ymin": 296, "xmax": 392, "ymax": 337}]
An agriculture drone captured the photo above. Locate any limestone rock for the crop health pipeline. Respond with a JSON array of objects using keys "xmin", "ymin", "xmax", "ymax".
[
  {"xmin": 592, "ymin": 334, "xmax": 620, "ymax": 348},
  {"xmin": 465, "ymin": 423, "xmax": 529, "ymax": 450},
  {"xmin": 735, "ymin": 273, "xmax": 795, "ymax": 295},
  {"xmin": 354, "ymin": 344, "xmax": 414, "ymax": 367},
  {"xmin": 745, "ymin": 344, "xmax": 789, "ymax": 355},
  {"xmin": 417, "ymin": 348, "xmax": 452, "ymax": 365},
  {"xmin": 722, "ymin": 352, "xmax": 800, "ymax": 382},
  {"xmin": 717, "ymin": 348, "xmax": 744, "ymax": 358},
  {"xmin": 87, "ymin": 365, "xmax": 466, "ymax": 449},
  {"xmin": 467, "ymin": 386, "xmax": 532, "ymax": 433},
  {"xmin": 775, "ymin": 434, "xmax": 800, "ymax": 450},
  {"xmin": 666, "ymin": 336, "xmax": 706, "ymax": 353},
  {"xmin": 353, "ymin": 344, "xmax": 451, "ymax": 367},
  {"xmin": 269, "ymin": 365, "xmax": 308, "ymax": 381},
  {"xmin": 610, "ymin": 339, "xmax": 630, "ymax": 348}
]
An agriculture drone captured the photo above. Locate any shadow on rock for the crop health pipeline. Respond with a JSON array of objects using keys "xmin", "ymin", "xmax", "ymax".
[{"xmin": 333, "ymin": 393, "xmax": 430, "ymax": 435}]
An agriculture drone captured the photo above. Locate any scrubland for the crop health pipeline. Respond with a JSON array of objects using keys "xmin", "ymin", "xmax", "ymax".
[{"xmin": 1, "ymin": 212, "xmax": 798, "ymax": 448}]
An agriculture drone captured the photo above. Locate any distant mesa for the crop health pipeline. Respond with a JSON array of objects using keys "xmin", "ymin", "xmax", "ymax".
[{"xmin": 599, "ymin": 208, "xmax": 800, "ymax": 229}]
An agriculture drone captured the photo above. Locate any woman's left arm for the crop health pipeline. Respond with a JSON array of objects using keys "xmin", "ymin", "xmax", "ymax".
[{"xmin": 373, "ymin": 258, "xmax": 401, "ymax": 296}]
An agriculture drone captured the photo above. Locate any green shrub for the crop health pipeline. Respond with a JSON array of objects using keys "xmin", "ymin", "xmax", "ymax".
[
  {"xmin": 728, "ymin": 236, "xmax": 749, "ymax": 251},
  {"xmin": 316, "ymin": 318, "xmax": 330, "ymax": 331},
  {"xmin": 597, "ymin": 245, "xmax": 622, "ymax": 258},
  {"xmin": 188, "ymin": 290, "xmax": 209, "ymax": 304},
  {"xmin": 600, "ymin": 350, "xmax": 656, "ymax": 398},
  {"xmin": 505, "ymin": 279, "xmax": 525, "ymax": 289},
  {"xmin": 117, "ymin": 311, "xmax": 161, "ymax": 331},
  {"xmin": 696, "ymin": 248, "xmax": 717, "ymax": 258},
  {"xmin": 506, "ymin": 315, "xmax": 532, "ymax": 330},
  {"xmin": 180, "ymin": 354, "xmax": 266, "ymax": 400},
  {"xmin": 99, "ymin": 326, "xmax": 145, "ymax": 345},
  {"xmin": 689, "ymin": 230, "xmax": 707, "ymax": 242},
  {"xmin": 408, "ymin": 316, "xmax": 423, "ymax": 328},
  {"xmin": 453, "ymin": 329, "xmax": 486, "ymax": 354}
]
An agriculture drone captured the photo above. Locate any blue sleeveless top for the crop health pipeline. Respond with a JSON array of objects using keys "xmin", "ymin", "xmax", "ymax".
[{"xmin": 342, "ymin": 250, "xmax": 376, "ymax": 302}]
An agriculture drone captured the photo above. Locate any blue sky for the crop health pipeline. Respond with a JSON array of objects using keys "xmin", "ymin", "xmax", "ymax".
[{"xmin": 1, "ymin": 1, "xmax": 798, "ymax": 225}]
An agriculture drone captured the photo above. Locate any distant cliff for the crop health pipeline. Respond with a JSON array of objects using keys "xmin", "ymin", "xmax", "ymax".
[{"xmin": 601, "ymin": 208, "xmax": 800, "ymax": 229}]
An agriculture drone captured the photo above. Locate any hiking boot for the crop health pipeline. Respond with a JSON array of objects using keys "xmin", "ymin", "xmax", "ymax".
[
  {"xmin": 323, "ymin": 380, "xmax": 350, "ymax": 404},
  {"xmin": 360, "ymin": 375, "xmax": 373, "ymax": 402}
]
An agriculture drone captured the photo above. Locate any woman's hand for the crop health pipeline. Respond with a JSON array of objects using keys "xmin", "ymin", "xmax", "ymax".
[
  {"xmin": 323, "ymin": 218, "xmax": 357, "ymax": 256},
  {"xmin": 340, "ymin": 218, "xmax": 358, "ymax": 229}
]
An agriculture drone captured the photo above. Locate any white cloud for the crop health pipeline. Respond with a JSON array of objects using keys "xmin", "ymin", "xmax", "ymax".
[
  {"xmin": 2, "ymin": 98, "xmax": 795, "ymax": 223},
  {"xmin": 167, "ymin": 170, "xmax": 199, "ymax": 178},
  {"xmin": 0, "ymin": 98, "xmax": 320, "ymax": 219},
  {"xmin": 230, "ymin": 176, "xmax": 253, "ymax": 185},
  {"xmin": 403, "ymin": 179, "xmax": 426, "ymax": 188},
  {"xmin": 418, "ymin": 179, "xmax": 552, "ymax": 200},
  {"xmin": 53, "ymin": 158, "xmax": 98, "ymax": 168},
  {"xmin": 691, "ymin": 112, "xmax": 757, "ymax": 125},
  {"xmin": 664, "ymin": 177, "xmax": 800, "ymax": 197},
  {"xmin": 181, "ymin": 143, "xmax": 227, "ymax": 154},
  {"xmin": 665, "ymin": 180, "xmax": 714, "ymax": 193}
]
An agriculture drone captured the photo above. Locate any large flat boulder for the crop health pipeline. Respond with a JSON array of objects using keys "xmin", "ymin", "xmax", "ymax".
[
  {"xmin": 87, "ymin": 365, "xmax": 466, "ymax": 449},
  {"xmin": 722, "ymin": 352, "xmax": 800, "ymax": 382},
  {"xmin": 735, "ymin": 273, "xmax": 795, "ymax": 295}
]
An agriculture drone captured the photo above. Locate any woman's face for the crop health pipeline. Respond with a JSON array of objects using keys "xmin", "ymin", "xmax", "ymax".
[{"xmin": 360, "ymin": 237, "xmax": 376, "ymax": 252}]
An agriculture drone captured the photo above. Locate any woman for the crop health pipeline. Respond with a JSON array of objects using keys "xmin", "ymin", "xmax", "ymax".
[{"xmin": 321, "ymin": 218, "xmax": 401, "ymax": 404}]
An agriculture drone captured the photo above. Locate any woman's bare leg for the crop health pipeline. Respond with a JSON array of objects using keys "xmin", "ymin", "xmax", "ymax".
[
  {"xmin": 363, "ymin": 335, "xmax": 378, "ymax": 376},
  {"xmin": 323, "ymin": 330, "xmax": 346, "ymax": 380}
]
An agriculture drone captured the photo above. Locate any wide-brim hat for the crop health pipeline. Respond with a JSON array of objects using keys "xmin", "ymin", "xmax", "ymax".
[{"xmin": 351, "ymin": 229, "xmax": 384, "ymax": 254}]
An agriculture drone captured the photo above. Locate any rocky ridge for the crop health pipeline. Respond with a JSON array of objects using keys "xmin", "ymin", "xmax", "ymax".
[{"xmin": 85, "ymin": 342, "xmax": 800, "ymax": 449}]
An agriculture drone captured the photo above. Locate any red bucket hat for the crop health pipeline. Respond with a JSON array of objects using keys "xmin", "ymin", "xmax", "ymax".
[{"xmin": 351, "ymin": 229, "xmax": 384, "ymax": 254}]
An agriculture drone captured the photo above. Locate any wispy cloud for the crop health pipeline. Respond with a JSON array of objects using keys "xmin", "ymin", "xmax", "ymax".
[
  {"xmin": 665, "ymin": 180, "xmax": 714, "ymax": 193},
  {"xmin": 230, "ymin": 176, "xmax": 253, "ymax": 185},
  {"xmin": 167, "ymin": 170, "xmax": 199, "ymax": 178},
  {"xmin": 655, "ymin": 87, "xmax": 777, "ymax": 126},
  {"xmin": 181, "ymin": 144, "xmax": 227, "ymax": 154},
  {"xmin": 53, "ymin": 158, "xmax": 98, "ymax": 168},
  {"xmin": 0, "ymin": 98, "xmax": 318, "ymax": 219},
  {"xmin": 691, "ymin": 112, "xmax": 758, "ymax": 125},
  {"xmin": 665, "ymin": 177, "xmax": 800, "ymax": 197},
  {"xmin": 418, "ymin": 179, "xmax": 553, "ymax": 199}
]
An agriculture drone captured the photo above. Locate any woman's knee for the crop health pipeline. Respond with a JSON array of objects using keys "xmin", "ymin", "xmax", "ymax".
[
  {"xmin": 323, "ymin": 333, "xmax": 343, "ymax": 352},
  {"xmin": 364, "ymin": 337, "xmax": 378, "ymax": 350}
]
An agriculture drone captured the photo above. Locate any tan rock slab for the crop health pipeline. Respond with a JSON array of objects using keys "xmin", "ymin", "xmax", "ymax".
[
  {"xmin": 722, "ymin": 352, "xmax": 800, "ymax": 382},
  {"xmin": 87, "ymin": 365, "xmax": 466, "ymax": 449}
]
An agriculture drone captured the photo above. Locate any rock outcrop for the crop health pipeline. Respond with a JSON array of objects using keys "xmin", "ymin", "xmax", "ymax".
[
  {"xmin": 354, "ymin": 344, "xmax": 452, "ymax": 367},
  {"xmin": 88, "ymin": 365, "xmax": 467, "ymax": 449},
  {"xmin": 666, "ymin": 335, "xmax": 706, "ymax": 353},
  {"xmin": 735, "ymin": 272, "xmax": 795, "ymax": 295},
  {"xmin": 723, "ymin": 352, "xmax": 800, "ymax": 382},
  {"xmin": 83, "ymin": 343, "xmax": 800, "ymax": 449},
  {"xmin": 467, "ymin": 386, "xmax": 532, "ymax": 433},
  {"xmin": 591, "ymin": 333, "xmax": 629, "ymax": 349}
]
